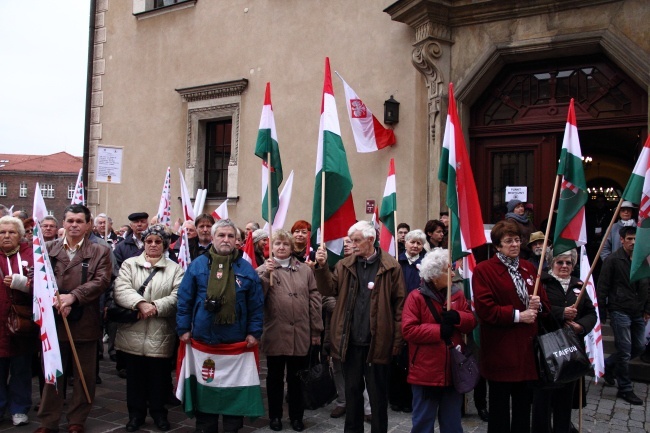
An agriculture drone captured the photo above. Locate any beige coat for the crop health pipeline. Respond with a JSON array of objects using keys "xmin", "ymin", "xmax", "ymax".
[
  {"xmin": 257, "ymin": 257, "xmax": 323, "ymax": 357},
  {"xmin": 114, "ymin": 253, "xmax": 184, "ymax": 358}
]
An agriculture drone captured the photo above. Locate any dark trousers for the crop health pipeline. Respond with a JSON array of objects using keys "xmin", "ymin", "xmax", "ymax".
[
  {"xmin": 266, "ymin": 355, "xmax": 308, "ymax": 421},
  {"xmin": 474, "ymin": 376, "xmax": 488, "ymax": 410},
  {"xmin": 532, "ymin": 381, "xmax": 576, "ymax": 433},
  {"xmin": 38, "ymin": 341, "xmax": 97, "ymax": 429},
  {"xmin": 195, "ymin": 411, "xmax": 243, "ymax": 433},
  {"xmin": 124, "ymin": 353, "xmax": 171, "ymax": 421},
  {"xmin": 342, "ymin": 344, "xmax": 390, "ymax": 433},
  {"xmin": 388, "ymin": 346, "xmax": 412, "ymax": 409},
  {"xmin": 487, "ymin": 380, "xmax": 533, "ymax": 433}
]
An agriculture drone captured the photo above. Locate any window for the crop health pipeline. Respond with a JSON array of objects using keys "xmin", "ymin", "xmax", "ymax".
[
  {"xmin": 205, "ymin": 120, "xmax": 232, "ymax": 197},
  {"xmin": 47, "ymin": 210, "xmax": 54, "ymax": 217},
  {"xmin": 67, "ymin": 184, "xmax": 75, "ymax": 200},
  {"xmin": 133, "ymin": 0, "xmax": 196, "ymax": 16},
  {"xmin": 41, "ymin": 184, "xmax": 55, "ymax": 199},
  {"xmin": 0, "ymin": 182, "xmax": 6, "ymax": 197},
  {"xmin": 19, "ymin": 182, "xmax": 27, "ymax": 198}
]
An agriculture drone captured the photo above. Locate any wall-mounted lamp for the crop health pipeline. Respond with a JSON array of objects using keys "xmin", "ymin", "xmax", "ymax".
[{"xmin": 384, "ymin": 96, "xmax": 400, "ymax": 125}]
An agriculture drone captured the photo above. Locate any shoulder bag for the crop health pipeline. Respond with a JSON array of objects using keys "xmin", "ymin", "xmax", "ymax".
[{"xmin": 107, "ymin": 268, "xmax": 160, "ymax": 323}]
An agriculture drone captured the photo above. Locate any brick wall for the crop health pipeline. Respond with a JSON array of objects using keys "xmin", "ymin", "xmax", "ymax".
[{"xmin": 0, "ymin": 172, "xmax": 79, "ymax": 219}]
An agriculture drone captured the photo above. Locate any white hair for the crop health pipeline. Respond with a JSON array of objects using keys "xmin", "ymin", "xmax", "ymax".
[
  {"xmin": 548, "ymin": 248, "xmax": 578, "ymax": 268},
  {"xmin": 347, "ymin": 220, "xmax": 376, "ymax": 240},
  {"xmin": 418, "ymin": 248, "xmax": 449, "ymax": 282},
  {"xmin": 405, "ymin": 229, "xmax": 426, "ymax": 244}
]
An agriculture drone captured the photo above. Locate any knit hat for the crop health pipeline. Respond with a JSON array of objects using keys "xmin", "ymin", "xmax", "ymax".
[
  {"xmin": 507, "ymin": 199, "xmax": 523, "ymax": 213},
  {"xmin": 141, "ymin": 224, "xmax": 171, "ymax": 250},
  {"xmin": 253, "ymin": 229, "xmax": 269, "ymax": 244}
]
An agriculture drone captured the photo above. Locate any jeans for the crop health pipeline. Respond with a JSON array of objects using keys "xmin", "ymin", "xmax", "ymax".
[
  {"xmin": 0, "ymin": 353, "xmax": 32, "ymax": 415},
  {"xmin": 606, "ymin": 310, "xmax": 646, "ymax": 392},
  {"xmin": 411, "ymin": 385, "xmax": 463, "ymax": 433}
]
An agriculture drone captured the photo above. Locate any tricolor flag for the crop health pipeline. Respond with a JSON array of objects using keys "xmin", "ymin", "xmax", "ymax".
[
  {"xmin": 32, "ymin": 184, "xmax": 63, "ymax": 385},
  {"xmin": 177, "ymin": 227, "xmax": 192, "ymax": 271},
  {"xmin": 241, "ymin": 231, "xmax": 258, "ymax": 268},
  {"xmin": 336, "ymin": 72, "xmax": 396, "ymax": 153},
  {"xmin": 379, "ymin": 159, "xmax": 397, "ymax": 257},
  {"xmin": 621, "ymin": 135, "xmax": 650, "ymax": 282},
  {"xmin": 212, "ymin": 200, "xmax": 229, "ymax": 221},
  {"xmin": 461, "ymin": 254, "xmax": 482, "ymax": 345},
  {"xmin": 437, "ymin": 83, "xmax": 486, "ymax": 261},
  {"xmin": 71, "ymin": 168, "xmax": 84, "ymax": 205},
  {"xmin": 156, "ymin": 167, "xmax": 172, "ymax": 227},
  {"xmin": 553, "ymin": 99, "xmax": 588, "ymax": 255},
  {"xmin": 178, "ymin": 169, "xmax": 195, "ymax": 222},
  {"xmin": 312, "ymin": 58, "xmax": 357, "ymax": 266},
  {"xmin": 175, "ymin": 340, "xmax": 264, "ymax": 418},
  {"xmin": 254, "ymin": 82, "xmax": 283, "ymax": 225},
  {"xmin": 580, "ymin": 246, "xmax": 604, "ymax": 382}
]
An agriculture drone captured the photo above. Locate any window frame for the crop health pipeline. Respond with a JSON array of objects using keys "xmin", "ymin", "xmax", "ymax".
[
  {"xmin": 41, "ymin": 184, "xmax": 55, "ymax": 199},
  {"xmin": 19, "ymin": 182, "xmax": 27, "ymax": 198},
  {"xmin": 0, "ymin": 182, "xmax": 6, "ymax": 197}
]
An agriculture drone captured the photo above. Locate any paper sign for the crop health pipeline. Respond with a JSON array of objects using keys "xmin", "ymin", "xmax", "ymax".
[
  {"xmin": 505, "ymin": 186, "xmax": 527, "ymax": 202},
  {"xmin": 96, "ymin": 146, "xmax": 124, "ymax": 184}
]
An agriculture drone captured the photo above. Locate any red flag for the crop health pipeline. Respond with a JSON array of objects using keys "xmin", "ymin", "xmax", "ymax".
[{"xmin": 241, "ymin": 231, "xmax": 258, "ymax": 268}]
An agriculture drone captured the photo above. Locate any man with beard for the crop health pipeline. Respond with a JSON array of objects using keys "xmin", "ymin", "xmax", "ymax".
[{"xmin": 526, "ymin": 231, "xmax": 548, "ymax": 272}]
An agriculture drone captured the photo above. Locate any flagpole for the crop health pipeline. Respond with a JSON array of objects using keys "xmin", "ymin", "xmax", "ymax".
[
  {"xmin": 447, "ymin": 214, "xmax": 453, "ymax": 310},
  {"xmin": 533, "ymin": 175, "xmax": 561, "ymax": 297},
  {"xmin": 393, "ymin": 210, "xmax": 399, "ymax": 259},
  {"xmin": 267, "ymin": 154, "xmax": 274, "ymax": 287},
  {"xmin": 55, "ymin": 292, "xmax": 91, "ymax": 403},
  {"xmin": 320, "ymin": 172, "xmax": 326, "ymax": 247},
  {"xmin": 573, "ymin": 197, "xmax": 624, "ymax": 308},
  {"xmin": 578, "ymin": 376, "xmax": 583, "ymax": 433}
]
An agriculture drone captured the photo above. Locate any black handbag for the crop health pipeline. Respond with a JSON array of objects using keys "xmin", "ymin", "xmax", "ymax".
[
  {"xmin": 297, "ymin": 346, "xmax": 337, "ymax": 410},
  {"xmin": 534, "ymin": 323, "xmax": 592, "ymax": 386},
  {"xmin": 424, "ymin": 296, "xmax": 480, "ymax": 394},
  {"xmin": 107, "ymin": 268, "xmax": 160, "ymax": 323}
]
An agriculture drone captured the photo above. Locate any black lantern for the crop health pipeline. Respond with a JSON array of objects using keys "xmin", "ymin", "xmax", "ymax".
[{"xmin": 384, "ymin": 95, "xmax": 400, "ymax": 125}]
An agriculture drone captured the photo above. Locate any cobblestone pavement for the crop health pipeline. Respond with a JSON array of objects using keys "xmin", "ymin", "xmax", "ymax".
[{"xmin": 0, "ymin": 354, "xmax": 647, "ymax": 432}]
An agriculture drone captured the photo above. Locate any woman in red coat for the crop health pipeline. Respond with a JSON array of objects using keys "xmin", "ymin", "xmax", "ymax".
[
  {"xmin": 472, "ymin": 220, "xmax": 550, "ymax": 433},
  {"xmin": 402, "ymin": 248, "xmax": 476, "ymax": 433}
]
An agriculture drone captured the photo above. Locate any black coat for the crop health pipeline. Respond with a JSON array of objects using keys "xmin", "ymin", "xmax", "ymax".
[
  {"xmin": 540, "ymin": 273, "xmax": 597, "ymax": 338},
  {"xmin": 597, "ymin": 247, "xmax": 650, "ymax": 319}
]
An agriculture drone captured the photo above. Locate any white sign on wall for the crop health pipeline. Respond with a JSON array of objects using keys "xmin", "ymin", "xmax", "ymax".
[
  {"xmin": 505, "ymin": 186, "xmax": 527, "ymax": 202},
  {"xmin": 96, "ymin": 146, "xmax": 124, "ymax": 184}
]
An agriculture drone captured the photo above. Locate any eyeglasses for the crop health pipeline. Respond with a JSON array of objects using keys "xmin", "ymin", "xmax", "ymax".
[
  {"xmin": 555, "ymin": 260, "xmax": 572, "ymax": 266},
  {"xmin": 25, "ymin": 229, "xmax": 33, "ymax": 234},
  {"xmin": 145, "ymin": 239, "xmax": 163, "ymax": 245},
  {"xmin": 501, "ymin": 238, "xmax": 521, "ymax": 245}
]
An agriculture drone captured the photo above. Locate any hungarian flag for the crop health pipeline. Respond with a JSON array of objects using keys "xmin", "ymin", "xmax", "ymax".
[
  {"xmin": 71, "ymin": 168, "xmax": 84, "ymax": 205},
  {"xmin": 175, "ymin": 340, "xmax": 264, "ymax": 418},
  {"xmin": 621, "ymin": 135, "xmax": 650, "ymax": 281},
  {"xmin": 262, "ymin": 170, "xmax": 295, "ymax": 232},
  {"xmin": 579, "ymin": 246, "xmax": 605, "ymax": 382},
  {"xmin": 437, "ymin": 83, "xmax": 486, "ymax": 262},
  {"xmin": 379, "ymin": 159, "xmax": 397, "ymax": 257},
  {"xmin": 156, "ymin": 167, "xmax": 172, "ymax": 227},
  {"xmin": 255, "ymin": 82, "xmax": 283, "ymax": 224},
  {"xmin": 212, "ymin": 199, "xmax": 229, "ymax": 221},
  {"xmin": 178, "ymin": 168, "xmax": 195, "ymax": 222},
  {"xmin": 311, "ymin": 58, "xmax": 357, "ymax": 266},
  {"xmin": 553, "ymin": 99, "xmax": 588, "ymax": 255},
  {"xmin": 32, "ymin": 184, "xmax": 63, "ymax": 385},
  {"xmin": 177, "ymin": 227, "xmax": 192, "ymax": 271},
  {"xmin": 241, "ymin": 230, "xmax": 258, "ymax": 268},
  {"xmin": 336, "ymin": 72, "xmax": 395, "ymax": 153}
]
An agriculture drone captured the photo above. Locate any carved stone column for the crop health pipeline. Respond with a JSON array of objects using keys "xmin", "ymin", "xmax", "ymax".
[{"xmin": 411, "ymin": 21, "xmax": 451, "ymax": 219}]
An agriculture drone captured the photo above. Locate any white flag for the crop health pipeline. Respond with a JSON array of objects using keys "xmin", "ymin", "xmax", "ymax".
[
  {"xmin": 212, "ymin": 199, "xmax": 229, "ymax": 221},
  {"xmin": 156, "ymin": 167, "xmax": 172, "ymax": 227},
  {"xmin": 71, "ymin": 168, "xmax": 85, "ymax": 205},
  {"xmin": 580, "ymin": 246, "xmax": 605, "ymax": 382},
  {"xmin": 177, "ymin": 227, "xmax": 192, "ymax": 271},
  {"xmin": 178, "ymin": 169, "xmax": 195, "ymax": 222}
]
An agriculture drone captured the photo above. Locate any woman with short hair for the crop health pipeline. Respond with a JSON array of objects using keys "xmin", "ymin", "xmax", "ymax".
[{"xmin": 423, "ymin": 220, "xmax": 446, "ymax": 252}]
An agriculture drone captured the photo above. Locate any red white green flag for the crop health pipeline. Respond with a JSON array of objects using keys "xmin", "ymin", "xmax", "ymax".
[
  {"xmin": 241, "ymin": 230, "xmax": 258, "ymax": 268},
  {"xmin": 379, "ymin": 158, "xmax": 397, "ymax": 256},
  {"xmin": 622, "ymin": 135, "xmax": 650, "ymax": 281},
  {"xmin": 175, "ymin": 340, "xmax": 264, "ymax": 418},
  {"xmin": 254, "ymin": 82, "xmax": 283, "ymax": 224},
  {"xmin": 553, "ymin": 99, "xmax": 588, "ymax": 255},
  {"xmin": 437, "ymin": 83, "xmax": 486, "ymax": 262},
  {"xmin": 311, "ymin": 58, "xmax": 357, "ymax": 266},
  {"xmin": 156, "ymin": 167, "xmax": 172, "ymax": 227}
]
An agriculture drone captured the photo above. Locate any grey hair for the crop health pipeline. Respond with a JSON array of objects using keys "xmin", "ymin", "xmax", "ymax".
[
  {"xmin": 548, "ymin": 248, "xmax": 578, "ymax": 268},
  {"xmin": 94, "ymin": 213, "xmax": 113, "ymax": 225},
  {"xmin": 405, "ymin": 229, "xmax": 426, "ymax": 244},
  {"xmin": 0, "ymin": 204, "xmax": 10, "ymax": 217},
  {"xmin": 418, "ymin": 248, "xmax": 449, "ymax": 282},
  {"xmin": 42, "ymin": 215, "xmax": 58, "ymax": 225},
  {"xmin": 211, "ymin": 218, "xmax": 237, "ymax": 236},
  {"xmin": 347, "ymin": 220, "xmax": 376, "ymax": 241},
  {"xmin": 0, "ymin": 216, "xmax": 25, "ymax": 237}
]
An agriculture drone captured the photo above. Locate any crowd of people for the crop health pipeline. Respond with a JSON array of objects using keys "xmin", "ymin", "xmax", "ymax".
[{"xmin": 0, "ymin": 195, "xmax": 648, "ymax": 433}]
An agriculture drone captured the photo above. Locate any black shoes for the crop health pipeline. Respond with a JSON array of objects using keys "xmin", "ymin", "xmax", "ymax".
[
  {"xmin": 269, "ymin": 418, "xmax": 282, "ymax": 431},
  {"xmin": 153, "ymin": 416, "xmax": 170, "ymax": 431},
  {"xmin": 477, "ymin": 408, "xmax": 489, "ymax": 422},
  {"xmin": 603, "ymin": 364, "xmax": 615, "ymax": 386},
  {"xmin": 125, "ymin": 418, "xmax": 144, "ymax": 432},
  {"xmin": 290, "ymin": 420, "xmax": 304, "ymax": 432},
  {"xmin": 617, "ymin": 391, "xmax": 643, "ymax": 405}
]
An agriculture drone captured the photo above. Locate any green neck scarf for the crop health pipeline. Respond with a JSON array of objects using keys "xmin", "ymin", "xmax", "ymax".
[{"xmin": 207, "ymin": 248, "xmax": 238, "ymax": 325}]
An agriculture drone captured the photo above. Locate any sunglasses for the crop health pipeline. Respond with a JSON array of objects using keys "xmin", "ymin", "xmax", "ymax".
[{"xmin": 145, "ymin": 239, "xmax": 163, "ymax": 245}]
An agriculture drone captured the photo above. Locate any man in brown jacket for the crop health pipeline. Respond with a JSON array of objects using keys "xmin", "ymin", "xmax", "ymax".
[
  {"xmin": 35, "ymin": 204, "xmax": 112, "ymax": 433},
  {"xmin": 315, "ymin": 220, "xmax": 405, "ymax": 433}
]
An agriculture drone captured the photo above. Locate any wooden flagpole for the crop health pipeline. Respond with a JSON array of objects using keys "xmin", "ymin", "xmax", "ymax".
[
  {"xmin": 533, "ymin": 175, "xmax": 562, "ymax": 297},
  {"xmin": 573, "ymin": 197, "xmax": 624, "ymax": 308},
  {"xmin": 267, "ymin": 154, "xmax": 274, "ymax": 287},
  {"xmin": 320, "ymin": 172, "xmax": 326, "ymax": 247}
]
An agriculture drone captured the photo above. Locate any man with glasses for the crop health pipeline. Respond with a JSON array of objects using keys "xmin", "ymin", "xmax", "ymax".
[
  {"xmin": 40, "ymin": 216, "xmax": 58, "ymax": 242},
  {"xmin": 597, "ymin": 225, "xmax": 650, "ymax": 405}
]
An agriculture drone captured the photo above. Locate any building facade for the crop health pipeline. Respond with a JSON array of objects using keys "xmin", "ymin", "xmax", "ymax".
[
  {"xmin": 0, "ymin": 152, "xmax": 82, "ymax": 219},
  {"xmin": 87, "ymin": 0, "xmax": 648, "ymax": 232}
]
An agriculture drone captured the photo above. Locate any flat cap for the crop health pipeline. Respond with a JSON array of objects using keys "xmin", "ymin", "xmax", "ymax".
[{"xmin": 127, "ymin": 212, "xmax": 149, "ymax": 221}]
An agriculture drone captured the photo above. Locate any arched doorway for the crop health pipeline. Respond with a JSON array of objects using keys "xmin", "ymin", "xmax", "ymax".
[{"xmin": 470, "ymin": 54, "xmax": 647, "ymax": 228}]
